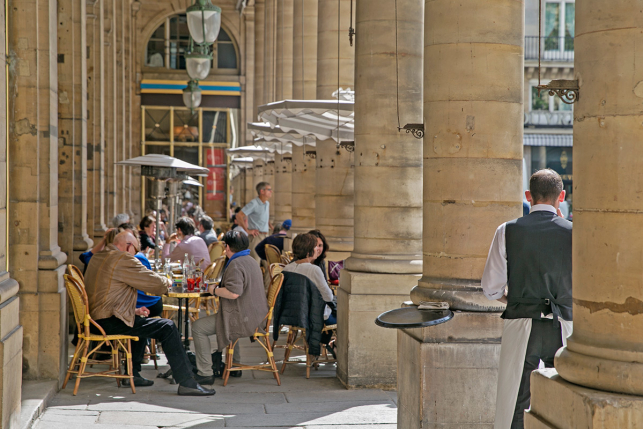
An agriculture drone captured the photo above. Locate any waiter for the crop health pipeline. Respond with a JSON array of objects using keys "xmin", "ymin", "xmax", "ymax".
[{"xmin": 482, "ymin": 169, "xmax": 573, "ymax": 429}]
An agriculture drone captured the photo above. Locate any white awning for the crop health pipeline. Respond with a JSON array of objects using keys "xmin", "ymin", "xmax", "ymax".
[
  {"xmin": 524, "ymin": 134, "xmax": 573, "ymax": 147},
  {"xmin": 256, "ymin": 99, "xmax": 354, "ymax": 143},
  {"xmin": 226, "ymin": 144, "xmax": 291, "ymax": 157},
  {"xmin": 247, "ymin": 122, "xmax": 308, "ymax": 146}
]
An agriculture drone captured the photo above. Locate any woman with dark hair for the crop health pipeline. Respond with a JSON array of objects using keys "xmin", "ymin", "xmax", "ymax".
[
  {"xmin": 139, "ymin": 216, "xmax": 159, "ymax": 252},
  {"xmin": 308, "ymin": 229, "xmax": 330, "ymax": 280},
  {"xmin": 282, "ymin": 233, "xmax": 336, "ymax": 325},
  {"xmin": 162, "ymin": 216, "xmax": 211, "ymax": 265}
]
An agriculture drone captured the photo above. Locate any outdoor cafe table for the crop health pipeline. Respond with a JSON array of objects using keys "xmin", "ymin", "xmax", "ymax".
[{"xmin": 165, "ymin": 287, "xmax": 216, "ymax": 350}]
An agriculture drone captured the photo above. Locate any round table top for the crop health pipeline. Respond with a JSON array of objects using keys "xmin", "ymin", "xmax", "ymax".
[{"xmin": 375, "ymin": 307, "xmax": 454, "ymax": 329}]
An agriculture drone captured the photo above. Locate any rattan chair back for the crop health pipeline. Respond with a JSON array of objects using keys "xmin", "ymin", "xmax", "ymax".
[
  {"xmin": 269, "ymin": 263, "xmax": 285, "ymax": 280},
  {"xmin": 65, "ymin": 274, "xmax": 88, "ymax": 334},
  {"xmin": 265, "ymin": 244, "xmax": 282, "ymax": 266},
  {"xmin": 207, "ymin": 256, "xmax": 226, "ymax": 281},
  {"xmin": 208, "ymin": 241, "xmax": 226, "ymax": 261},
  {"xmin": 68, "ymin": 264, "xmax": 85, "ymax": 285}
]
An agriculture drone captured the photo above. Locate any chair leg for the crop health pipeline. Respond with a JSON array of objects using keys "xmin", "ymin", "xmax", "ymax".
[
  {"xmin": 150, "ymin": 339, "xmax": 158, "ymax": 370},
  {"xmin": 73, "ymin": 340, "xmax": 90, "ymax": 396},
  {"xmin": 265, "ymin": 337, "xmax": 281, "ymax": 386},
  {"xmin": 63, "ymin": 339, "xmax": 83, "ymax": 389},
  {"xmin": 223, "ymin": 343, "xmax": 234, "ymax": 386},
  {"xmin": 280, "ymin": 329, "xmax": 298, "ymax": 374},
  {"xmin": 126, "ymin": 339, "xmax": 136, "ymax": 394}
]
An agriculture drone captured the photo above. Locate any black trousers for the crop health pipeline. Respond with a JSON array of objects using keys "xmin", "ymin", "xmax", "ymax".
[
  {"xmin": 131, "ymin": 299, "xmax": 164, "ymax": 372},
  {"xmin": 511, "ymin": 319, "xmax": 563, "ymax": 429},
  {"xmin": 93, "ymin": 315, "xmax": 193, "ymax": 384}
]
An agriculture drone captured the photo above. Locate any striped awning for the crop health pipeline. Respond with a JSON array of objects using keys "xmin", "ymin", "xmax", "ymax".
[
  {"xmin": 140, "ymin": 79, "xmax": 241, "ymax": 96},
  {"xmin": 524, "ymin": 133, "xmax": 573, "ymax": 147}
]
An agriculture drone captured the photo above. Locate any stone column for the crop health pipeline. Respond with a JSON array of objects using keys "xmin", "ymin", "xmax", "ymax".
[
  {"xmin": 86, "ymin": 0, "xmax": 108, "ymax": 239},
  {"xmin": 276, "ymin": 0, "xmax": 293, "ymax": 100},
  {"xmin": 9, "ymin": 0, "xmax": 68, "ymax": 388},
  {"xmin": 292, "ymin": 0, "xmax": 317, "ymax": 100},
  {"xmin": 338, "ymin": 0, "xmax": 424, "ymax": 389},
  {"xmin": 115, "ymin": 0, "xmax": 125, "ymax": 215},
  {"xmin": 104, "ymin": 0, "xmax": 116, "ymax": 220},
  {"xmin": 0, "ymin": 1, "xmax": 21, "ymax": 426},
  {"xmin": 130, "ymin": 1, "xmax": 142, "ymax": 220},
  {"xmin": 263, "ymin": 0, "xmax": 276, "ymax": 104},
  {"xmin": 244, "ymin": 6, "xmax": 255, "ymax": 144},
  {"xmin": 315, "ymin": 0, "xmax": 354, "ymax": 258},
  {"xmin": 252, "ymin": 158, "xmax": 265, "ymax": 189},
  {"xmin": 526, "ymin": 2, "xmax": 643, "ymax": 427},
  {"xmin": 266, "ymin": 160, "xmax": 275, "ymax": 222},
  {"xmin": 245, "ymin": 167, "xmax": 254, "ymax": 205},
  {"xmin": 57, "ymin": 0, "xmax": 94, "ymax": 267},
  {"xmin": 290, "ymin": 0, "xmax": 317, "ymax": 234},
  {"xmin": 397, "ymin": 0, "xmax": 524, "ymax": 426},
  {"xmin": 254, "ymin": 0, "xmax": 265, "ymax": 115},
  {"xmin": 291, "ymin": 144, "xmax": 315, "ymax": 234},
  {"xmin": 274, "ymin": 154, "xmax": 292, "ymax": 223}
]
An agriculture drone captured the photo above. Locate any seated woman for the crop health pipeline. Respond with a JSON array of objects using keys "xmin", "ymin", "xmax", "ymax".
[
  {"xmin": 254, "ymin": 219, "xmax": 292, "ymax": 260},
  {"xmin": 282, "ymin": 233, "xmax": 336, "ymax": 326},
  {"xmin": 139, "ymin": 215, "xmax": 160, "ymax": 253},
  {"xmin": 191, "ymin": 231, "xmax": 269, "ymax": 385},
  {"xmin": 308, "ymin": 229, "xmax": 330, "ymax": 281},
  {"xmin": 162, "ymin": 216, "xmax": 211, "ymax": 266}
]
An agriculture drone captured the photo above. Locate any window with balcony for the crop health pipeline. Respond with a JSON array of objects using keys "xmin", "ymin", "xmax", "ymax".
[
  {"xmin": 145, "ymin": 14, "xmax": 239, "ymax": 75},
  {"xmin": 544, "ymin": 1, "xmax": 574, "ymax": 58}
]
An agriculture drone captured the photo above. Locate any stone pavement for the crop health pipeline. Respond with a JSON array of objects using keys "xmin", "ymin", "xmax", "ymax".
[{"xmin": 33, "ymin": 337, "xmax": 397, "ymax": 429}]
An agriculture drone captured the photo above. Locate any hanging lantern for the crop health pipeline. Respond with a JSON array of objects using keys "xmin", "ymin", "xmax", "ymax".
[
  {"xmin": 186, "ymin": 0, "xmax": 222, "ymax": 46},
  {"xmin": 183, "ymin": 80, "xmax": 202, "ymax": 111},
  {"xmin": 186, "ymin": 44, "xmax": 213, "ymax": 81}
]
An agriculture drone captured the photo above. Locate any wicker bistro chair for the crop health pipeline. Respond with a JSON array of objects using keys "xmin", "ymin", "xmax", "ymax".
[
  {"xmin": 269, "ymin": 263, "xmax": 285, "ymax": 280},
  {"xmin": 208, "ymin": 241, "xmax": 226, "ymax": 262},
  {"xmin": 280, "ymin": 324, "xmax": 337, "ymax": 379},
  {"xmin": 62, "ymin": 274, "xmax": 139, "ymax": 395},
  {"xmin": 68, "ymin": 264, "xmax": 85, "ymax": 284},
  {"xmin": 198, "ymin": 256, "xmax": 225, "ymax": 315},
  {"xmin": 222, "ymin": 272, "xmax": 285, "ymax": 386},
  {"xmin": 264, "ymin": 244, "xmax": 282, "ymax": 266}
]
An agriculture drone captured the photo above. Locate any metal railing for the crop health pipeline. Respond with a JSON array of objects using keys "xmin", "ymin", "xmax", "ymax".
[
  {"xmin": 525, "ymin": 36, "xmax": 574, "ymax": 62},
  {"xmin": 524, "ymin": 110, "xmax": 573, "ymax": 128}
]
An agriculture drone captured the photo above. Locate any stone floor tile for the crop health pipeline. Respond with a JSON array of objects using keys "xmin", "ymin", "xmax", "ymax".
[
  {"xmin": 284, "ymin": 389, "xmax": 392, "ymax": 403},
  {"xmin": 265, "ymin": 401, "xmax": 396, "ymax": 414},
  {"xmin": 224, "ymin": 409, "xmax": 397, "ymax": 427},
  {"xmin": 97, "ymin": 410, "xmax": 225, "ymax": 427}
]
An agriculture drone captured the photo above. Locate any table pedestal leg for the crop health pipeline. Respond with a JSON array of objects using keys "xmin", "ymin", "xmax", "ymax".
[{"xmin": 183, "ymin": 298, "xmax": 191, "ymax": 350}]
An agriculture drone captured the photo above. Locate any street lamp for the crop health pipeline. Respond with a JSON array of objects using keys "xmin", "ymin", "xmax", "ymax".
[
  {"xmin": 186, "ymin": 0, "xmax": 222, "ymax": 46},
  {"xmin": 183, "ymin": 80, "xmax": 202, "ymax": 111},
  {"xmin": 185, "ymin": 44, "xmax": 212, "ymax": 81}
]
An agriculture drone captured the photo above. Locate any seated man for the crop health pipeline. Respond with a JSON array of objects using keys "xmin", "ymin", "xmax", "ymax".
[
  {"xmin": 84, "ymin": 231, "xmax": 215, "ymax": 396},
  {"xmin": 163, "ymin": 216, "xmax": 211, "ymax": 266},
  {"xmin": 191, "ymin": 231, "xmax": 269, "ymax": 385},
  {"xmin": 197, "ymin": 215, "xmax": 218, "ymax": 247},
  {"xmin": 254, "ymin": 219, "xmax": 291, "ymax": 260}
]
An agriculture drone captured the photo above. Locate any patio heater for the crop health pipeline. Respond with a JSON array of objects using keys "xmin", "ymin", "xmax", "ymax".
[{"xmin": 116, "ymin": 154, "xmax": 208, "ymax": 262}]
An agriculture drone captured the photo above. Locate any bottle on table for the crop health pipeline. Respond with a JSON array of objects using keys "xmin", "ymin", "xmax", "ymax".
[{"xmin": 182, "ymin": 253, "xmax": 189, "ymax": 292}]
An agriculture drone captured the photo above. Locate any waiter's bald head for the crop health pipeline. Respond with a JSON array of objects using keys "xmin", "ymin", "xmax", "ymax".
[{"xmin": 529, "ymin": 169, "xmax": 564, "ymax": 205}]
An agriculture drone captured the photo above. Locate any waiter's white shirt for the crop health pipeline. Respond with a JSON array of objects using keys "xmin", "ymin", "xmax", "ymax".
[{"xmin": 481, "ymin": 204, "xmax": 572, "ymax": 429}]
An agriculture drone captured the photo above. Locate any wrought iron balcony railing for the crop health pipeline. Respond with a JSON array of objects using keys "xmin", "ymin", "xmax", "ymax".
[
  {"xmin": 525, "ymin": 36, "xmax": 574, "ymax": 62},
  {"xmin": 524, "ymin": 110, "xmax": 573, "ymax": 128}
]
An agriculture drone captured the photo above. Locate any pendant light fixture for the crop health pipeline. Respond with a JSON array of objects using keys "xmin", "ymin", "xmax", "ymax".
[
  {"xmin": 186, "ymin": 44, "xmax": 213, "ymax": 81},
  {"xmin": 183, "ymin": 80, "xmax": 202, "ymax": 111},
  {"xmin": 186, "ymin": 0, "xmax": 222, "ymax": 46}
]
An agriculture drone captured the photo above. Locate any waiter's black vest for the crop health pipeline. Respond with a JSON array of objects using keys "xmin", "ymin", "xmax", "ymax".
[{"xmin": 502, "ymin": 210, "xmax": 573, "ymax": 321}]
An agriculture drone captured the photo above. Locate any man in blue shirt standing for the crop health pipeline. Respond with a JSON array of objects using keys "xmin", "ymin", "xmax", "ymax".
[{"xmin": 236, "ymin": 182, "xmax": 273, "ymax": 262}]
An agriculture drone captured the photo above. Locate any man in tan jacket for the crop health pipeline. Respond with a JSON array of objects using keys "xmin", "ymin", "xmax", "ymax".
[{"xmin": 85, "ymin": 232, "xmax": 215, "ymax": 396}]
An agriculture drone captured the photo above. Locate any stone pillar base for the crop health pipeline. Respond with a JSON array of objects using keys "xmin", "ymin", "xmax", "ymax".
[
  {"xmin": 397, "ymin": 311, "xmax": 503, "ymax": 428},
  {"xmin": 526, "ymin": 368, "xmax": 643, "ymax": 429},
  {"xmin": 337, "ymin": 270, "xmax": 420, "ymax": 388},
  {"xmin": 0, "ymin": 275, "xmax": 22, "ymax": 429}
]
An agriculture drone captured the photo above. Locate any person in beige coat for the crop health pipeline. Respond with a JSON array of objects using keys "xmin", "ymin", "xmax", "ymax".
[
  {"xmin": 191, "ymin": 230, "xmax": 269, "ymax": 385},
  {"xmin": 84, "ymin": 231, "xmax": 215, "ymax": 396}
]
